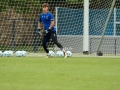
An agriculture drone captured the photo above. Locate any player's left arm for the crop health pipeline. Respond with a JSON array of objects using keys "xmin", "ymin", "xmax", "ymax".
[
  {"xmin": 49, "ymin": 21, "xmax": 55, "ymax": 29},
  {"xmin": 49, "ymin": 13, "xmax": 55, "ymax": 29}
]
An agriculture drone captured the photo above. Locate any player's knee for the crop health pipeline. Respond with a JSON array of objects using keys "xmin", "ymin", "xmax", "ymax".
[
  {"xmin": 54, "ymin": 41, "xmax": 60, "ymax": 46},
  {"xmin": 42, "ymin": 42, "xmax": 46, "ymax": 46},
  {"xmin": 53, "ymin": 40, "xmax": 57, "ymax": 44}
]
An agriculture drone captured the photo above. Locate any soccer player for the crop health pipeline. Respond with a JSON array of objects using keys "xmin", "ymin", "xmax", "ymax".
[{"xmin": 37, "ymin": 3, "xmax": 67, "ymax": 58}]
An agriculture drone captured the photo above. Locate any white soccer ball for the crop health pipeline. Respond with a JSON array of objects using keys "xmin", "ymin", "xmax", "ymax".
[
  {"xmin": 3, "ymin": 51, "xmax": 13, "ymax": 57},
  {"xmin": 22, "ymin": 51, "xmax": 27, "ymax": 56},
  {"xmin": 49, "ymin": 50, "xmax": 54, "ymax": 57},
  {"xmin": 0, "ymin": 51, "xmax": 3, "ymax": 57},
  {"xmin": 66, "ymin": 51, "xmax": 72, "ymax": 57},
  {"xmin": 56, "ymin": 51, "xmax": 64, "ymax": 56},
  {"xmin": 16, "ymin": 51, "xmax": 27, "ymax": 57},
  {"xmin": 8, "ymin": 51, "xmax": 13, "ymax": 57},
  {"xmin": 3, "ymin": 51, "xmax": 8, "ymax": 57},
  {"xmin": 16, "ymin": 51, "xmax": 23, "ymax": 57}
]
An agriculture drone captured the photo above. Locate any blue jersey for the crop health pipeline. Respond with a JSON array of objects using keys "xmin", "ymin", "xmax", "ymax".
[{"xmin": 39, "ymin": 12, "xmax": 56, "ymax": 31}]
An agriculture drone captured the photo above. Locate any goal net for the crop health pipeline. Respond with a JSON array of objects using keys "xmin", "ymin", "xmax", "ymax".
[
  {"xmin": 0, "ymin": 0, "xmax": 119, "ymax": 56},
  {"xmin": 89, "ymin": 0, "xmax": 119, "ymax": 56},
  {"xmin": 56, "ymin": 0, "xmax": 119, "ymax": 56}
]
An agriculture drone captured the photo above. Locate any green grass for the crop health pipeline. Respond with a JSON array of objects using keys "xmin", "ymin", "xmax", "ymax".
[{"xmin": 0, "ymin": 57, "xmax": 120, "ymax": 90}]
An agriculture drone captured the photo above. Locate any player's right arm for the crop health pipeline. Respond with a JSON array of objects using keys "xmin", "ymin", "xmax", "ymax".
[
  {"xmin": 38, "ymin": 14, "xmax": 42, "ymax": 29},
  {"xmin": 38, "ymin": 22, "xmax": 42, "ymax": 29},
  {"xmin": 35, "ymin": 14, "xmax": 42, "ymax": 35}
]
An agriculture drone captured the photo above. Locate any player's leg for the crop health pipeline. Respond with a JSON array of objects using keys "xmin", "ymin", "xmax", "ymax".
[
  {"xmin": 50, "ymin": 31, "xmax": 67, "ymax": 58},
  {"xmin": 42, "ymin": 33, "xmax": 50, "ymax": 58}
]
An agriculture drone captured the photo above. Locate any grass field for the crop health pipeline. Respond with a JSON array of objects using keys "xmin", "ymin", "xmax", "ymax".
[{"xmin": 0, "ymin": 57, "xmax": 120, "ymax": 90}]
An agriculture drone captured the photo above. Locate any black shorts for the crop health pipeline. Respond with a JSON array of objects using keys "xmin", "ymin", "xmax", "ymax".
[{"xmin": 42, "ymin": 31, "xmax": 57, "ymax": 44}]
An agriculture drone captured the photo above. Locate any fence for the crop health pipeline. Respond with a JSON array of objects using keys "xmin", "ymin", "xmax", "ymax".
[{"xmin": 0, "ymin": 8, "xmax": 120, "ymax": 54}]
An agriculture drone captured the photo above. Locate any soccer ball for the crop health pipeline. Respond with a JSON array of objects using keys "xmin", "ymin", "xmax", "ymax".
[
  {"xmin": 66, "ymin": 51, "xmax": 72, "ymax": 57},
  {"xmin": 3, "ymin": 51, "xmax": 8, "ymax": 57},
  {"xmin": 8, "ymin": 51, "xmax": 13, "ymax": 57},
  {"xmin": 22, "ymin": 51, "xmax": 27, "ymax": 56},
  {"xmin": 56, "ymin": 51, "xmax": 64, "ymax": 56},
  {"xmin": 3, "ymin": 51, "xmax": 13, "ymax": 57},
  {"xmin": 49, "ymin": 50, "xmax": 55, "ymax": 57},
  {"xmin": 15, "ymin": 51, "xmax": 27, "ymax": 57},
  {"xmin": 0, "ymin": 51, "xmax": 3, "ymax": 57},
  {"xmin": 16, "ymin": 51, "xmax": 23, "ymax": 57}
]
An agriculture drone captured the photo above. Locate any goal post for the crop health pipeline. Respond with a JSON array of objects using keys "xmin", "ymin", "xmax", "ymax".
[{"xmin": 83, "ymin": 0, "xmax": 89, "ymax": 54}]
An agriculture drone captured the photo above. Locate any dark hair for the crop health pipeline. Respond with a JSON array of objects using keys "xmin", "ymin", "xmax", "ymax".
[{"xmin": 42, "ymin": 3, "xmax": 49, "ymax": 8}]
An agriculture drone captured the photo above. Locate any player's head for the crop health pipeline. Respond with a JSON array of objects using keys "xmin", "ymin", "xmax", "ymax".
[{"xmin": 42, "ymin": 3, "xmax": 49, "ymax": 13}]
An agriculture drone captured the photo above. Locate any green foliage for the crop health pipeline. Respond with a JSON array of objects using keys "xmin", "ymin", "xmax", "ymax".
[
  {"xmin": 66, "ymin": 0, "xmax": 83, "ymax": 4},
  {"xmin": 0, "ymin": 0, "xmax": 41, "ymax": 14},
  {"xmin": 0, "ymin": 0, "xmax": 120, "ymax": 13}
]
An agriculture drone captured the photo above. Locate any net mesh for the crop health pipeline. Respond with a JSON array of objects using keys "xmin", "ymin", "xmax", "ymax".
[
  {"xmin": 0, "ymin": 0, "xmax": 119, "ymax": 56},
  {"xmin": 89, "ymin": 0, "xmax": 119, "ymax": 55}
]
